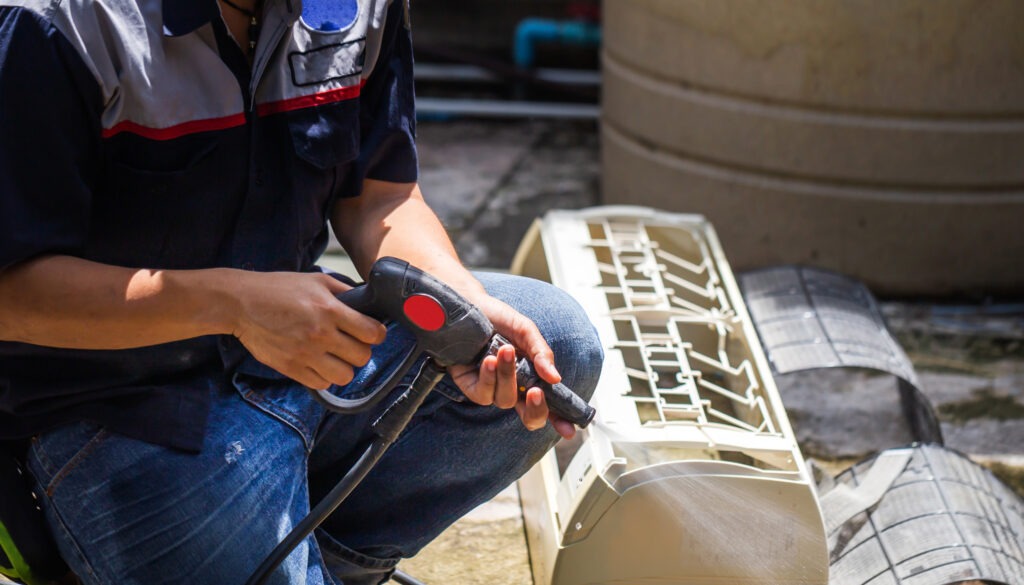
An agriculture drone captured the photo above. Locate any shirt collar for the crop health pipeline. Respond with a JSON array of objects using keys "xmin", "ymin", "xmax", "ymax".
[{"xmin": 162, "ymin": 0, "xmax": 301, "ymax": 37}]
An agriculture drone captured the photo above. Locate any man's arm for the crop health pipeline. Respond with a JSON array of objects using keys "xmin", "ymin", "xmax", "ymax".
[
  {"xmin": 332, "ymin": 179, "xmax": 576, "ymax": 438},
  {"xmin": 0, "ymin": 256, "xmax": 385, "ymax": 390},
  {"xmin": 0, "ymin": 256, "xmax": 238, "ymax": 348}
]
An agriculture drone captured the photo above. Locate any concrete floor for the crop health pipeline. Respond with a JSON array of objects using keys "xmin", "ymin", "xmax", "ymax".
[{"xmin": 363, "ymin": 118, "xmax": 1024, "ymax": 585}]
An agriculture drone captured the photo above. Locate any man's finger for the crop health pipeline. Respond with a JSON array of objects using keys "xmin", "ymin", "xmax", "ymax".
[
  {"xmin": 319, "ymin": 273, "xmax": 353, "ymax": 295},
  {"xmin": 497, "ymin": 304, "xmax": 561, "ymax": 386},
  {"xmin": 493, "ymin": 344, "xmax": 518, "ymax": 409},
  {"xmin": 515, "ymin": 387, "xmax": 549, "ymax": 431},
  {"xmin": 454, "ymin": 359, "xmax": 496, "ymax": 406},
  {"xmin": 549, "ymin": 414, "xmax": 576, "ymax": 440},
  {"xmin": 316, "ymin": 327, "xmax": 375, "ymax": 369},
  {"xmin": 297, "ymin": 367, "xmax": 332, "ymax": 392},
  {"xmin": 329, "ymin": 302, "xmax": 387, "ymax": 345},
  {"xmin": 474, "ymin": 356, "xmax": 498, "ymax": 406},
  {"xmin": 312, "ymin": 353, "xmax": 356, "ymax": 388},
  {"xmin": 530, "ymin": 351, "xmax": 561, "ymax": 386}
]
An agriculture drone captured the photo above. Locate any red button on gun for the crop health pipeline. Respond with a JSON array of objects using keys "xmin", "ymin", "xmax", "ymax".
[{"xmin": 403, "ymin": 294, "xmax": 446, "ymax": 331}]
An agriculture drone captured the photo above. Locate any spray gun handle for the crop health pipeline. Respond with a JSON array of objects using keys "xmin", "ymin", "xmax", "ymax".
[
  {"xmin": 325, "ymin": 257, "xmax": 596, "ymax": 428},
  {"xmin": 337, "ymin": 257, "xmax": 495, "ymax": 366},
  {"xmin": 312, "ymin": 257, "xmax": 496, "ymax": 413}
]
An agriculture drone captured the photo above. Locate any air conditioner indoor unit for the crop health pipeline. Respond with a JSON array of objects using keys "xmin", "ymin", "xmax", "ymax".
[{"xmin": 511, "ymin": 206, "xmax": 828, "ymax": 585}]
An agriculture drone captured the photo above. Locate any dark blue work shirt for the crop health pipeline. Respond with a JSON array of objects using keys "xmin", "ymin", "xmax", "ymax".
[{"xmin": 0, "ymin": 0, "xmax": 417, "ymax": 450}]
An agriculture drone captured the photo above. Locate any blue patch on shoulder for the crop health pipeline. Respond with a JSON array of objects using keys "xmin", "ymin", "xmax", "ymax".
[{"xmin": 302, "ymin": 0, "xmax": 360, "ymax": 32}]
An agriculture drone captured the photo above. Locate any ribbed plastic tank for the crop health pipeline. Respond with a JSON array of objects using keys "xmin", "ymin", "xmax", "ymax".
[{"xmin": 601, "ymin": 0, "xmax": 1024, "ymax": 295}]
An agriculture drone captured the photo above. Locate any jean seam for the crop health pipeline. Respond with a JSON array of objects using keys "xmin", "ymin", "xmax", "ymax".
[
  {"xmin": 236, "ymin": 382, "xmax": 315, "ymax": 452},
  {"xmin": 31, "ymin": 437, "xmax": 107, "ymax": 585},
  {"xmin": 432, "ymin": 378, "xmax": 465, "ymax": 403},
  {"xmin": 242, "ymin": 386, "xmax": 313, "ymax": 438},
  {"xmin": 45, "ymin": 497, "xmax": 103, "ymax": 585},
  {"xmin": 44, "ymin": 429, "xmax": 109, "ymax": 497}
]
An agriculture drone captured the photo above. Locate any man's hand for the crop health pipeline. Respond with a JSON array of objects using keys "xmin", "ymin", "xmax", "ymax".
[
  {"xmin": 231, "ymin": 271, "xmax": 386, "ymax": 390},
  {"xmin": 448, "ymin": 294, "xmax": 576, "ymax": 440}
]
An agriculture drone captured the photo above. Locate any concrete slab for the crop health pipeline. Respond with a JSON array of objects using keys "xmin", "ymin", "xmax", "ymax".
[
  {"xmin": 418, "ymin": 121, "xmax": 547, "ymax": 233},
  {"xmin": 420, "ymin": 119, "xmax": 600, "ymax": 270}
]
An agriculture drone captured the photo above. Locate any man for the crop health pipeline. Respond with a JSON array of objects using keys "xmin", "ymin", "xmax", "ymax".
[{"xmin": 0, "ymin": 0, "xmax": 603, "ymax": 583}]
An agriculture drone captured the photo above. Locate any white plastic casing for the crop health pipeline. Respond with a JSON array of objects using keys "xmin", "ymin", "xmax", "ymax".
[{"xmin": 511, "ymin": 206, "xmax": 828, "ymax": 585}]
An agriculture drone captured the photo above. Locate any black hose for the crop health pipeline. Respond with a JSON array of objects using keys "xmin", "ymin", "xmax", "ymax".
[
  {"xmin": 245, "ymin": 439, "xmax": 390, "ymax": 585},
  {"xmin": 245, "ymin": 359, "xmax": 447, "ymax": 585},
  {"xmin": 391, "ymin": 569, "xmax": 429, "ymax": 585}
]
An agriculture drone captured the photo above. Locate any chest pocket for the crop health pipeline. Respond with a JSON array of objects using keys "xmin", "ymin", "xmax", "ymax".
[
  {"xmin": 287, "ymin": 98, "xmax": 361, "ymax": 170},
  {"xmin": 281, "ymin": 0, "xmax": 380, "ymax": 170}
]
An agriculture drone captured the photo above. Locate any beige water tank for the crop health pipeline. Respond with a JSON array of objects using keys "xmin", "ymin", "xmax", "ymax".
[{"xmin": 602, "ymin": 0, "xmax": 1024, "ymax": 295}]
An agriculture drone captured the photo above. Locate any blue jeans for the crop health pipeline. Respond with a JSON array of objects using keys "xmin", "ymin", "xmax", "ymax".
[{"xmin": 25, "ymin": 273, "xmax": 602, "ymax": 585}]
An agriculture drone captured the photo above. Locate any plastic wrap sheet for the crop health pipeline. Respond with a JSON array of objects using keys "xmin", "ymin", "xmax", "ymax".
[
  {"xmin": 738, "ymin": 266, "xmax": 943, "ymax": 444},
  {"xmin": 823, "ymin": 444, "xmax": 1024, "ymax": 585}
]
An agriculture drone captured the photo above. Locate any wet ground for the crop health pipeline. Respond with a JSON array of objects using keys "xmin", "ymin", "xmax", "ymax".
[{"xmin": 363, "ymin": 118, "xmax": 1024, "ymax": 584}]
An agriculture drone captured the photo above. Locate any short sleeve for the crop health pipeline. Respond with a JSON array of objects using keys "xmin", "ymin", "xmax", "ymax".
[
  {"xmin": 356, "ymin": 0, "xmax": 417, "ymax": 184},
  {"xmin": 0, "ymin": 7, "xmax": 101, "ymax": 271}
]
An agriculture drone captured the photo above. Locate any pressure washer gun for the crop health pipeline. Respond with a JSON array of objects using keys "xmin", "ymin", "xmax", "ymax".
[
  {"xmin": 312, "ymin": 256, "xmax": 596, "ymax": 427},
  {"xmin": 247, "ymin": 257, "xmax": 595, "ymax": 585}
]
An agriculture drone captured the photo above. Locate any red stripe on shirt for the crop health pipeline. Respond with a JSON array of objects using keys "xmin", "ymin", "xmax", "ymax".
[
  {"xmin": 256, "ymin": 81, "xmax": 365, "ymax": 116},
  {"xmin": 101, "ymin": 113, "xmax": 247, "ymax": 140}
]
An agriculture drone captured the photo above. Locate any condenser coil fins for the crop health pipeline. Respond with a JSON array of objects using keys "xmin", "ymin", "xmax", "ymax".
[
  {"xmin": 511, "ymin": 206, "xmax": 828, "ymax": 585},
  {"xmin": 822, "ymin": 444, "xmax": 1024, "ymax": 585}
]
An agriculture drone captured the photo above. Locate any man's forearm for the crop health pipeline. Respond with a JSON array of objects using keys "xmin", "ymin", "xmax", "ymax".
[
  {"xmin": 332, "ymin": 179, "xmax": 486, "ymax": 300},
  {"xmin": 0, "ymin": 255, "xmax": 240, "ymax": 349}
]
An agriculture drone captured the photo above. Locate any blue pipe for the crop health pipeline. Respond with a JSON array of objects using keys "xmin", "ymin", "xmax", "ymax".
[{"xmin": 513, "ymin": 18, "xmax": 602, "ymax": 69}]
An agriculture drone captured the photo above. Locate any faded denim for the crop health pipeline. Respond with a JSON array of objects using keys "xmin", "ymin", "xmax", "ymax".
[{"xmin": 26, "ymin": 273, "xmax": 603, "ymax": 585}]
